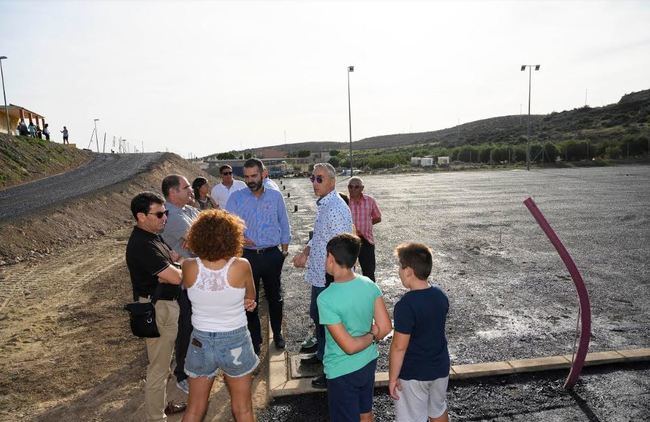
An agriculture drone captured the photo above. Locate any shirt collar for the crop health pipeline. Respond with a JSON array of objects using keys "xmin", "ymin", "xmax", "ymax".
[
  {"xmin": 317, "ymin": 189, "xmax": 339, "ymax": 206},
  {"xmin": 134, "ymin": 225, "xmax": 158, "ymax": 239}
]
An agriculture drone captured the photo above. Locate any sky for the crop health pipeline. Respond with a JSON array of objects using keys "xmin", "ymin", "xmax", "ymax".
[{"xmin": 1, "ymin": 1, "xmax": 649, "ymax": 157}]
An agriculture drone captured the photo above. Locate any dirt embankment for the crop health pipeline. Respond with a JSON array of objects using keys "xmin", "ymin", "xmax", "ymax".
[
  {"xmin": 0, "ymin": 153, "xmax": 263, "ymax": 421},
  {"xmin": 0, "ymin": 134, "xmax": 92, "ymax": 190}
]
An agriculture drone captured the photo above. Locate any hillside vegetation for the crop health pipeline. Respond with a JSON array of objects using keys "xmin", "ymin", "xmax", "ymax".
[
  {"xmin": 217, "ymin": 89, "xmax": 650, "ymax": 169},
  {"xmin": 0, "ymin": 134, "xmax": 92, "ymax": 189}
]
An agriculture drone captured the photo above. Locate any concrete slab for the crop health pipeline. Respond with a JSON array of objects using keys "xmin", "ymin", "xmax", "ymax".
[
  {"xmin": 289, "ymin": 355, "xmax": 323, "ymax": 379},
  {"xmin": 563, "ymin": 350, "xmax": 624, "ymax": 366},
  {"xmin": 508, "ymin": 355, "xmax": 571, "ymax": 373},
  {"xmin": 270, "ymin": 347, "xmax": 649, "ymax": 397},
  {"xmin": 452, "ymin": 361, "xmax": 513, "ymax": 379},
  {"xmin": 617, "ymin": 348, "xmax": 650, "ymax": 362}
]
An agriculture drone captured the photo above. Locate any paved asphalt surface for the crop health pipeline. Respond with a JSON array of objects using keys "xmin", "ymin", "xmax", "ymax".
[
  {"xmin": 0, "ymin": 153, "xmax": 165, "ymax": 222},
  {"xmin": 261, "ymin": 165, "xmax": 650, "ymax": 421}
]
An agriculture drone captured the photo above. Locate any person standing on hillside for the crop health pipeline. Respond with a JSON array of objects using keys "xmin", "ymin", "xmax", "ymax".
[
  {"xmin": 61, "ymin": 126, "xmax": 69, "ymax": 144},
  {"xmin": 125, "ymin": 191, "xmax": 186, "ymax": 421},
  {"xmin": 348, "ymin": 177, "xmax": 382, "ymax": 281},
  {"xmin": 226, "ymin": 158, "xmax": 291, "ymax": 354},
  {"xmin": 292, "ymin": 162, "xmax": 353, "ymax": 389},
  {"xmin": 160, "ymin": 174, "xmax": 200, "ymax": 396},
  {"xmin": 28, "ymin": 121, "xmax": 36, "ymax": 137},
  {"xmin": 211, "ymin": 165, "xmax": 247, "ymax": 208}
]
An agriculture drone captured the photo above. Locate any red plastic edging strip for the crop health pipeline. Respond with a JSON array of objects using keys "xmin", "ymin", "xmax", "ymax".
[{"xmin": 523, "ymin": 197, "xmax": 591, "ymax": 389}]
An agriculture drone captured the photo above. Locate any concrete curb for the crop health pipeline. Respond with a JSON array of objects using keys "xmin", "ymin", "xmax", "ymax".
[{"xmin": 268, "ymin": 347, "xmax": 650, "ymax": 397}]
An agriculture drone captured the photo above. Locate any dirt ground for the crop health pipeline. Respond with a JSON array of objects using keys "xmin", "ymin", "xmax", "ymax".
[
  {"xmin": 0, "ymin": 153, "xmax": 271, "ymax": 421},
  {"xmin": 1, "ymin": 162, "xmax": 648, "ymax": 421}
]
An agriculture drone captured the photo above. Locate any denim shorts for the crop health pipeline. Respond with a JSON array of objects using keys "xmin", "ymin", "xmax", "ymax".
[{"xmin": 184, "ymin": 326, "xmax": 259, "ymax": 378}]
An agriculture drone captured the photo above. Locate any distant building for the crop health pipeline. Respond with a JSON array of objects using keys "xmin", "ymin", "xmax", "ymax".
[
  {"xmin": 437, "ymin": 156, "xmax": 450, "ymax": 166},
  {"xmin": 0, "ymin": 104, "xmax": 46, "ymax": 136},
  {"xmin": 411, "ymin": 157, "xmax": 421, "ymax": 166},
  {"xmin": 420, "ymin": 157, "xmax": 434, "ymax": 167}
]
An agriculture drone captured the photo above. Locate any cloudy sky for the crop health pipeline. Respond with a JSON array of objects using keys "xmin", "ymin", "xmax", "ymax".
[{"xmin": 1, "ymin": 1, "xmax": 649, "ymax": 157}]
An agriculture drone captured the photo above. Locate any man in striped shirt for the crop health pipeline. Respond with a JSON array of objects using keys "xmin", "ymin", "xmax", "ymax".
[{"xmin": 348, "ymin": 177, "xmax": 382, "ymax": 282}]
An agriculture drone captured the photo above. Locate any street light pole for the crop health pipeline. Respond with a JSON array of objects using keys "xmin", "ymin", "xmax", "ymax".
[
  {"xmin": 0, "ymin": 56, "xmax": 10, "ymax": 135},
  {"xmin": 347, "ymin": 65, "xmax": 354, "ymax": 176},
  {"xmin": 94, "ymin": 118, "xmax": 100, "ymax": 152},
  {"xmin": 521, "ymin": 64, "xmax": 540, "ymax": 171}
]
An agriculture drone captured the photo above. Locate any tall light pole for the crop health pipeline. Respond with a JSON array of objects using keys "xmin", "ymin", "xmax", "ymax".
[
  {"xmin": 93, "ymin": 118, "xmax": 100, "ymax": 152},
  {"xmin": 521, "ymin": 64, "xmax": 540, "ymax": 171},
  {"xmin": 347, "ymin": 65, "xmax": 354, "ymax": 176},
  {"xmin": 0, "ymin": 56, "xmax": 10, "ymax": 135}
]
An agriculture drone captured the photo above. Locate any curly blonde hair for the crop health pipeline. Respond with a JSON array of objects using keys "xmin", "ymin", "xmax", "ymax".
[{"xmin": 186, "ymin": 209, "xmax": 244, "ymax": 261}]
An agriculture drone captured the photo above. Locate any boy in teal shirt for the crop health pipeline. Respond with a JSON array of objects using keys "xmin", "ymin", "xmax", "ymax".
[{"xmin": 318, "ymin": 233, "xmax": 392, "ymax": 422}]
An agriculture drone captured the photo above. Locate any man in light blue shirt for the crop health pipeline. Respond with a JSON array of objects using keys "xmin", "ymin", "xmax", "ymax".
[
  {"xmin": 226, "ymin": 158, "xmax": 291, "ymax": 353},
  {"xmin": 293, "ymin": 162, "xmax": 352, "ymax": 388}
]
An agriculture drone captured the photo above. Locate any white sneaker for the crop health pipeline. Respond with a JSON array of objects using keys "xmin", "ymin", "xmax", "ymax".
[{"xmin": 176, "ymin": 379, "xmax": 189, "ymax": 395}]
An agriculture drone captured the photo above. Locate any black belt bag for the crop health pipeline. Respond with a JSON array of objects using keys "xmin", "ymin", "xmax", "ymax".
[{"xmin": 124, "ymin": 301, "xmax": 160, "ymax": 338}]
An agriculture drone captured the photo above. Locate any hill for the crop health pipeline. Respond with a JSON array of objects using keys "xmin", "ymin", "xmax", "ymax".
[
  {"xmin": 214, "ymin": 88, "xmax": 650, "ymax": 158},
  {"xmin": 0, "ymin": 134, "xmax": 92, "ymax": 189}
]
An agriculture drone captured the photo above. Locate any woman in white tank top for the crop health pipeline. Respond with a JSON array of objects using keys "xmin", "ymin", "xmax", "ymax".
[{"xmin": 181, "ymin": 209, "xmax": 257, "ymax": 422}]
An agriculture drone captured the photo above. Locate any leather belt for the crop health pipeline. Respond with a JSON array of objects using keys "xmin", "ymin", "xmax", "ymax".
[{"xmin": 244, "ymin": 246, "xmax": 278, "ymax": 254}]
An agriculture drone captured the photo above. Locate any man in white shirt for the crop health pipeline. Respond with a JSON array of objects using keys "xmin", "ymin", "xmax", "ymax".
[{"xmin": 210, "ymin": 165, "xmax": 247, "ymax": 208}]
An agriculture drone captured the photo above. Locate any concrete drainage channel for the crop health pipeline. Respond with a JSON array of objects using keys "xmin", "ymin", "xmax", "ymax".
[{"xmin": 262, "ymin": 327, "xmax": 650, "ymax": 420}]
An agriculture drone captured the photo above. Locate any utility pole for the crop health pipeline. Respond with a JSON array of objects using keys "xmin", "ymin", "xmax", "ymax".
[
  {"xmin": 521, "ymin": 64, "xmax": 541, "ymax": 171},
  {"xmin": 0, "ymin": 56, "xmax": 10, "ymax": 135},
  {"xmin": 347, "ymin": 65, "xmax": 354, "ymax": 176}
]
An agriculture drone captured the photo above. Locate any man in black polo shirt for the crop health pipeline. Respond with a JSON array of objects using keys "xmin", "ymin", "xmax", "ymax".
[{"xmin": 126, "ymin": 192, "xmax": 185, "ymax": 421}]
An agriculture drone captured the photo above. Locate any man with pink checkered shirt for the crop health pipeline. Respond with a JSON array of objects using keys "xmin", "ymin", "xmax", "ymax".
[{"xmin": 347, "ymin": 176, "xmax": 382, "ymax": 281}]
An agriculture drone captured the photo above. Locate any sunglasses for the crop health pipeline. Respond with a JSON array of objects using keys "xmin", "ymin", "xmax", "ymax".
[
  {"xmin": 147, "ymin": 209, "xmax": 169, "ymax": 219},
  {"xmin": 221, "ymin": 171, "xmax": 233, "ymax": 176},
  {"xmin": 348, "ymin": 185, "xmax": 362, "ymax": 189},
  {"xmin": 310, "ymin": 175, "xmax": 324, "ymax": 184}
]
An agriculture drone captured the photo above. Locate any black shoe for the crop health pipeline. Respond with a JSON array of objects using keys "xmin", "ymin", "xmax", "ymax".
[
  {"xmin": 300, "ymin": 335, "xmax": 318, "ymax": 353},
  {"xmin": 274, "ymin": 333, "xmax": 285, "ymax": 349},
  {"xmin": 311, "ymin": 374, "xmax": 327, "ymax": 389},
  {"xmin": 300, "ymin": 354, "xmax": 321, "ymax": 365}
]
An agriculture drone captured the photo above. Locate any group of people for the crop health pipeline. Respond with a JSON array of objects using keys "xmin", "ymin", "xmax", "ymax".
[
  {"xmin": 15, "ymin": 118, "xmax": 69, "ymax": 144},
  {"xmin": 125, "ymin": 159, "xmax": 450, "ymax": 422}
]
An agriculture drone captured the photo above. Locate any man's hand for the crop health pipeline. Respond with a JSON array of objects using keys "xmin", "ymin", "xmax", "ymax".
[
  {"xmin": 244, "ymin": 298, "xmax": 257, "ymax": 312},
  {"xmin": 389, "ymin": 379, "xmax": 402, "ymax": 400},
  {"xmin": 243, "ymin": 237, "xmax": 256, "ymax": 247},
  {"xmin": 170, "ymin": 250, "xmax": 181, "ymax": 263},
  {"xmin": 292, "ymin": 251, "xmax": 307, "ymax": 268}
]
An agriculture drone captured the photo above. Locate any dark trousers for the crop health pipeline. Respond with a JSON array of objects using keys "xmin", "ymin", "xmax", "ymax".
[
  {"xmin": 243, "ymin": 247, "xmax": 285, "ymax": 348},
  {"xmin": 311, "ymin": 273, "xmax": 334, "ymax": 361},
  {"xmin": 174, "ymin": 288, "xmax": 192, "ymax": 382},
  {"xmin": 358, "ymin": 237, "xmax": 376, "ymax": 282}
]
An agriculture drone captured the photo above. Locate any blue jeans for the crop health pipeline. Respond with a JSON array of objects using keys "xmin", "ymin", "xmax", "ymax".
[{"xmin": 309, "ymin": 285, "xmax": 327, "ymax": 361}]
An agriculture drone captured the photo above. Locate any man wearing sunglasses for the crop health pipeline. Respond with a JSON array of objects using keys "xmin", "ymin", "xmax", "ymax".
[
  {"xmin": 126, "ymin": 192, "xmax": 186, "ymax": 420},
  {"xmin": 348, "ymin": 177, "xmax": 382, "ymax": 282},
  {"xmin": 226, "ymin": 158, "xmax": 291, "ymax": 354},
  {"xmin": 160, "ymin": 174, "xmax": 200, "ymax": 396},
  {"xmin": 292, "ymin": 162, "xmax": 352, "ymax": 388},
  {"xmin": 211, "ymin": 164, "xmax": 247, "ymax": 208}
]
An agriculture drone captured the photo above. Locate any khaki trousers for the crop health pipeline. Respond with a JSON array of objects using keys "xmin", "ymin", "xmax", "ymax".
[{"xmin": 139, "ymin": 298, "xmax": 180, "ymax": 422}]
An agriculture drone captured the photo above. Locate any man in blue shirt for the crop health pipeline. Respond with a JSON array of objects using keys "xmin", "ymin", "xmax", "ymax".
[{"xmin": 226, "ymin": 158, "xmax": 291, "ymax": 353}]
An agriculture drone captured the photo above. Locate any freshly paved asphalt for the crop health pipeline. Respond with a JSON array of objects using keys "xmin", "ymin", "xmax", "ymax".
[{"xmin": 0, "ymin": 153, "xmax": 165, "ymax": 222}]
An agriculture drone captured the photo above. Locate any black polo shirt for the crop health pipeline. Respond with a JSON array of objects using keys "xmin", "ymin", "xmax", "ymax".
[{"xmin": 125, "ymin": 226, "xmax": 181, "ymax": 300}]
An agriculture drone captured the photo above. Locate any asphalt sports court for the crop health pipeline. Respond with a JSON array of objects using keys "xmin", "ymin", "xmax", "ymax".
[{"xmin": 259, "ymin": 165, "xmax": 650, "ymax": 421}]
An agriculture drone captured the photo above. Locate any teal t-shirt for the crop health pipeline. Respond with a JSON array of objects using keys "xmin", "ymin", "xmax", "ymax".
[{"xmin": 317, "ymin": 275, "xmax": 382, "ymax": 379}]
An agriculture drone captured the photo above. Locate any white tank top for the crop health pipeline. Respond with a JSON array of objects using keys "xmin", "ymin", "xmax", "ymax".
[{"xmin": 187, "ymin": 257, "xmax": 247, "ymax": 332}]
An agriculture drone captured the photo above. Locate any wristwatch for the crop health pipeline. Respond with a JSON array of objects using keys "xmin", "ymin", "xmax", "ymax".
[{"xmin": 282, "ymin": 250, "xmax": 289, "ymax": 257}]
